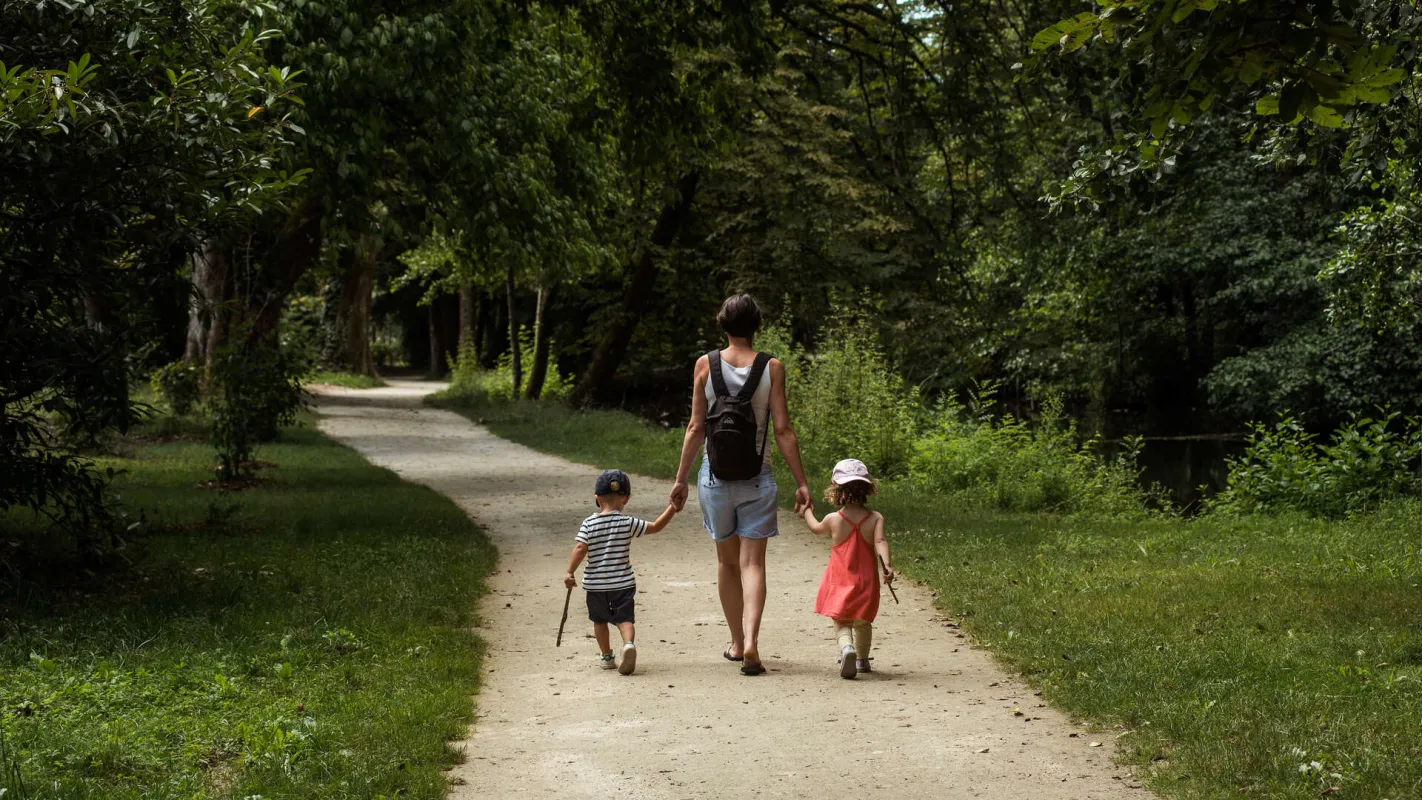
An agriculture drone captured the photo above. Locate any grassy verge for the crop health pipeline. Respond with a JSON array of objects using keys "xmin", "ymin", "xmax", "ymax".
[
  {"xmin": 305, "ymin": 370, "xmax": 385, "ymax": 389},
  {"xmin": 427, "ymin": 390, "xmax": 683, "ymax": 479},
  {"xmin": 1, "ymin": 425, "xmax": 494, "ymax": 799},
  {"xmin": 433, "ymin": 392, "xmax": 1422, "ymax": 799}
]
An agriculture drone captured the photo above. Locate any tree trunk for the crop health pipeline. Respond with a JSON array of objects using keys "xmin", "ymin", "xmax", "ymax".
[
  {"xmin": 344, "ymin": 238, "xmax": 377, "ymax": 375},
  {"xmin": 525, "ymin": 282, "xmax": 558, "ymax": 400},
  {"xmin": 506, "ymin": 265, "xmax": 522, "ymax": 398},
  {"xmin": 428, "ymin": 301, "xmax": 443, "ymax": 378},
  {"xmin": 245, "ymin": 193, "xmax": 326, "ymax": 347},
  {"xmin": 459, "ymin": 280, "xmax": 476, "ymax": 364},
  {"xmin": 185, "ymin": 242, "xmax": 226, "ymax": 363},
  {"xmin": 472, "ymin": 291, "xmax": 487, "ymax": 364},
  {"xmin": 570, "ymin": 171, "xmax": 699, "ymax": 407},
  {"xmin": 323, "ymin": 236, "xmax": 378, "ymax": 375}
]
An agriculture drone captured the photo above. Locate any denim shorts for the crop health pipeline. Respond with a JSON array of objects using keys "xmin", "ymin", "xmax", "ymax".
[{"xmin": 698, "ymin": 459, "xmax": 778, "ymax": 541}]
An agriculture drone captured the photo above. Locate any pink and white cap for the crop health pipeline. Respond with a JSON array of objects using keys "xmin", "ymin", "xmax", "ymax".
[{"xmin": 830, "ymin": 458, "xmax": 873, "ymax": 486}]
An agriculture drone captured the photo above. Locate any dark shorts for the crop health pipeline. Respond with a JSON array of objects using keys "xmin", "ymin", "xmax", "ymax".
[{"xmin": 586, "ymin": 587, "xmax": 636, "ymax": 625}]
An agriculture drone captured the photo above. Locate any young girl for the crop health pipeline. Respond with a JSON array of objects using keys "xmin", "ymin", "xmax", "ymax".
[{"xmin": 800, "ymin": 458, "xmax": 893, "ymax": 679}]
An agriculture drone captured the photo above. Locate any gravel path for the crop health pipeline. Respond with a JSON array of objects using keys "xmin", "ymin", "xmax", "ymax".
[{"xmin": 313, "ymin": 380, "xmax": 1145, "ymax": 799}]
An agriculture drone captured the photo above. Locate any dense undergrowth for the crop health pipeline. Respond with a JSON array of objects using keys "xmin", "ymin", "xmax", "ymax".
[{"xmin": 0, "ymin": 422, "xmax": 495, "ymax": 799}]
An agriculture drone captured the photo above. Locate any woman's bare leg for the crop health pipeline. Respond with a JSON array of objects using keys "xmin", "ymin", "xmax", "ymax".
[
  {"xmin": 739, "ymin": 537, "xmax": 768, "ymax": 663},
  {"xmin": 716, "ymin": 536, "xmax": 745, "ymax": 657}
]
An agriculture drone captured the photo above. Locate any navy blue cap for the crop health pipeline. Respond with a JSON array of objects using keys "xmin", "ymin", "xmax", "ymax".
[{"xmin": 595, "ymin": 469, "xmax": 631, "ymax": 496}]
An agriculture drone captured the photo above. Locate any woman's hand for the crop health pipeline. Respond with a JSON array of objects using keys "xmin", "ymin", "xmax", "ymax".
[
  {"xmin": 793, "ymin": 484, "xmax": 812, "ymax": 514},
  {"xmin": 670, "ymin": 480, "xmax": 689, "ymax": 511}
]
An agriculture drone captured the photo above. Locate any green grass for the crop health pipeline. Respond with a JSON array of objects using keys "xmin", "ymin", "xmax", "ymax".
[
  {"xmin": 428, "ymin": 389, "xmax": 683, "ymax": 479},
  {"xmin": 305, "ymin": 370, "xmax": 385, "ymax": 389},
  {"xmin": 433, "ymin": 391, "xmax": 1422, "ymax": 799},
  {"xmin": 0, "ymin": 425, "xmax": 494, "ymax": 799}
]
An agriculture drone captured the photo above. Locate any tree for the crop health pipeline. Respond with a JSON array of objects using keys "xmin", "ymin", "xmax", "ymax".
[{"xmin": 1, "ymin": 0, "xmax": 303, "ymax": 538}]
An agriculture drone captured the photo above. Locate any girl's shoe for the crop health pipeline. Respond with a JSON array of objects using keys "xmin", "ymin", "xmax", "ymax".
[
  {"xmin": 838, "ymin": 646, "xmax": 858, "ymax": 679},
  {"xmin": 618, "ymin": 642, "xmax": 637, "ymax": 675},
  {"xmin": 856, "ymin": 658, "xmax": 872, "ymax": 673},
  {"xmin": 598, "ymin": 653, "xmax": 617, "ymax": 670}
]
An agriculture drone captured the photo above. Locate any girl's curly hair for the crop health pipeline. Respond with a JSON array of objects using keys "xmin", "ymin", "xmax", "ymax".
[{"xmin": 824, "ymin": 479, "xmax": 877, "ymax": 507}]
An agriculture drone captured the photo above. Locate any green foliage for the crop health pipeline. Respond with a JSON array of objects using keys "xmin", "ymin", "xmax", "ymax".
[
  {"xmin": 148, "ymin": 361, "xmax": 202, "ymax": 417},
  {"xmin": 446, "ymin": 329, "xmax": 573, "ymax": 403},
  {"xmin": 760, "ymin": 321, "xmax": 919, "ymax": 481},
  {"xmin": 1212, "ymin": 413, "xmax": 1422, "ymax": 518},
  {"xmin": 209, "ymin": 343, "xmax": 305, "ymax": 478},
  {"xmin": 1, "ymin": 0, "xmax": 304, "ymax": 537},
  {"xmin": 0, "ymin": 426, "xmax": 495, "ymax": 798},
  {"xmin": 908, "ymin": 392, "xmax": 1158, "ymax": 518}
]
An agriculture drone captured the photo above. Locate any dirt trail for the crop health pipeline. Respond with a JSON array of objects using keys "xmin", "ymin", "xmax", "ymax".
[{"xmin": 314, "ymin": 380, "xmax": 1145, "ymax": 799}]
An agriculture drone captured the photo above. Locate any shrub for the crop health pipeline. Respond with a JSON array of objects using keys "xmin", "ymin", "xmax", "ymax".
[
  {"xmin": 1210, "ymin": 412, "xmax": 1422, "ymax": 518},
  {"xmin": 209, "ymin": 341, "xmax": 305, "ymax": 478},
  {"xmin": 445, "ymin": 328, "xmax": 573, "ymax": 403},
  {"xmin": 759, "ymin": 321, "xmax": 920, "ymax": 480},
  {"xmin": 148, "ymin": 360, "xmax": 202, "ymax": 416},
  {"xmin": 907, "ymin": 389, "xmax": 1158, "ymax": 517}
]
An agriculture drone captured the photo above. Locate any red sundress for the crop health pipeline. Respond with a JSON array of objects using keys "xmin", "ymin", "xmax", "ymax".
[{"xmin": 814, "ymin": 510, "xmax": 881, "ymax": 622}]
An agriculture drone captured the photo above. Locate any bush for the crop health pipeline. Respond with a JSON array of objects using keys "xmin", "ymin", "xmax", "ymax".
[
  {"xmin": 1210, "ymin": 412, "xmax": 1422, "ymax": 518},
  {"xmin": 445, "ymin": 328, "xmax": 573, "ymax": 403},
  {"xmin": 907, "ymin": 390, "xmax": 1158, "ymax": 517},
  {"xmin": 209, "ymin": 342, "xmax": 305, "ymax": 478},
  {"xmin": 759, "ymin": 321, "xmax": 920, "ymax": 480},
  {"xmin": 148, "ymin": 360, "xmax": 202, "ymax": 416}
]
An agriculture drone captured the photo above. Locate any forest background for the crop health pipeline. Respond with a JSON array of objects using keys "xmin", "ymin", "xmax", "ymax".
[{"xmin": 5, "ymin": 2, "xmax": 1422, "ymax": 798}]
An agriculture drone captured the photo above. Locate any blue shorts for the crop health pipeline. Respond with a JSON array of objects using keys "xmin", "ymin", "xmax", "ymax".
[{"xmin": 698, "ymin": 459, "xmax": 778, "ymax": 541}]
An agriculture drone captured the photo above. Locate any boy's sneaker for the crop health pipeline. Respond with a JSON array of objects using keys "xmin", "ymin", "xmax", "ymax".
[
  {"xmin": 618, "ymin": 642, "xmax": 637, "ymax": 675},
  {"xmin": 838, "ymin": 646, "xmax": 857, "ymax": 679},
  {"xmin": 598, "ymin": 652, "xmax": 617, "ymax": 670},
  {"xmin": 856, "ymin": 658, "xmax": 872, "ymax": 673}
]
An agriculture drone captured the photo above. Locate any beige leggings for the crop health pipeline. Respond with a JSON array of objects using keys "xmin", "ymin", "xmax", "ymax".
[{"xmin": 834, "ymin": 619, "xmax": 872, "ymax": 659}]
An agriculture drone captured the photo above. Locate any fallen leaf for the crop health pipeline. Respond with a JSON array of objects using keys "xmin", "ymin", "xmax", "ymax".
[{"xmin": 1089, "ymin": 741, "xmax": 1103, "ymax": 748}]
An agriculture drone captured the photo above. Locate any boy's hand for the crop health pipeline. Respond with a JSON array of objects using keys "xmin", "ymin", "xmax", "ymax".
[{"xmin": 564, "ymin": 572, "xmax": 576, "ymax": 589}]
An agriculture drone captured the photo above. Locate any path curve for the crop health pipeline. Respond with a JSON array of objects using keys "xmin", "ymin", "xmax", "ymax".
[{"xmin": 314, "ymin": 380, "xmax": 1145, "ymax": 799}]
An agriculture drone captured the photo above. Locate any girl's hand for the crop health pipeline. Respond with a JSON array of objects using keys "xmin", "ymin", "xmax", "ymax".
[{"xmin": 882, "ymin": 569, "xmax": 894, "ymax": 585}]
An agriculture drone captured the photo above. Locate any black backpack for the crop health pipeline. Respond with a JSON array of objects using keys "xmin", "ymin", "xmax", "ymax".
[{"xmin": 705, "ymin": 350, "xmax": 771, "ymax": 481}]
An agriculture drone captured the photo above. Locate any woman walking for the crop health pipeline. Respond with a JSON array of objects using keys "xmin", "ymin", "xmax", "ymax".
[{"xmin": 669, "ymin": 294, "xmax": 813, "ymax": 675}]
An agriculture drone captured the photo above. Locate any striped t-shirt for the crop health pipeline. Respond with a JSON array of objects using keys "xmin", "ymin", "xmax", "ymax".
[{"xmin": 576, "ymin": 512, "xmax": 649, "ymax": 592}]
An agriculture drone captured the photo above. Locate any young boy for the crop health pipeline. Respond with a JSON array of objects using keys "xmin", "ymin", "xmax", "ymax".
[{"xmin": 564, "ymin": 469, "xmax": 677, "ymax": 675}]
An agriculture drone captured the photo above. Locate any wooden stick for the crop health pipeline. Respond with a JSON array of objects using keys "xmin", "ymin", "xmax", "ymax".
[
  {"xmin": 879, "ymin": 555, "xmax": 899, "ymax": 605},
  {"xmin": 556, "ymin": 585, "xmax": 573, "ymax": 646}
]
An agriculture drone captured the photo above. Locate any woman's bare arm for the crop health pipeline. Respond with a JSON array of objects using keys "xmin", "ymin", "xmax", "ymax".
[
  {"xmin": 670, "ymin": 355, "xmax": 710, "ymax": 510},
  {"xmin": 768, "ymin": 359, "xmax": 813, "ymax": 513}
]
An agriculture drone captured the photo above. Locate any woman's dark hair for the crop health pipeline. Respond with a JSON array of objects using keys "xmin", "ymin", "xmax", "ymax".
[{"xmin": 717, "ymin": 293, "xmax": 763, "ymax": 339}]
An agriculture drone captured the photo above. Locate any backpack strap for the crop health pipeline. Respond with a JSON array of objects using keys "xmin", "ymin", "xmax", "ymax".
[
  {"xmin": 739, "ymin": 352, "xmax": 772, "ymax": 398},
  {"xmin": 707, "ymin": 350, "xmax": 730, "ymax": 399}
]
